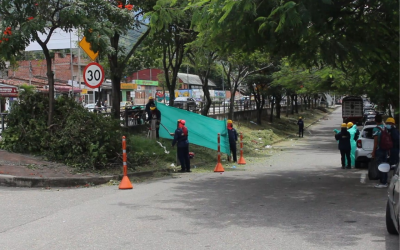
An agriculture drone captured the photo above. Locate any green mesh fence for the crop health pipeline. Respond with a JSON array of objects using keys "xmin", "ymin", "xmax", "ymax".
[{"xmin": 157, "ymin": 103, "xmax": 230, "ymax": 154}]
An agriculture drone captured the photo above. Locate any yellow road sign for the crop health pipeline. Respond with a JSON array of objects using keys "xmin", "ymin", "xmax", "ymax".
[{"xmin": 79, "ymin": 36, "xmax": 99, "ymax": 61}]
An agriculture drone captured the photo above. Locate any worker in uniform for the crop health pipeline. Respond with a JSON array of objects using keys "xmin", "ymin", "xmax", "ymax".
[
  {"xmin": 172, "ymin": 120, "xmax": 191, "ymax": 172},
  {"xmin": 227, "ymin": 120, "xmax": 238, "ymax": 162},
  {"xmin": 297, "ymin": 117, "xmax": 304, "ymax": 138},
  {"xmin": 145, "ymin": 96, "xmax": 155, "ymax": 121},
  {"xmin": 335, "ymin": 123, "xmax": 351, "ymax": 169},
  {"xmin": 148, "ymin": 103, "xmax": 161, "ymax": 139},
  {"xmin": 347, "ymin": 122, "xmax": 357, "ymax": 167}
]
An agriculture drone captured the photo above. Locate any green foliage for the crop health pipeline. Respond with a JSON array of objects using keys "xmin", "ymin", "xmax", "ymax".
[
  {"xmin": 0, "ymin": 88, "xmax": 122, "ymax": 169},
  {"xmin": 126, "ymin": 136, "xmax": 176, "ymax": 167}
]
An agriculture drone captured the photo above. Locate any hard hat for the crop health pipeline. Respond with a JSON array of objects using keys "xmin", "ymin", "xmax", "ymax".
[
  {"xmin": 341, "ymin": 123, "xmax": 347, "ymax": 128},
  {"xmin": 299, "ymin": 117, "xmax": 302, "ymax": 119},
  {"xmin": 347, "ymin": 122, "xmax": 353, "ymax": 128},
  {"xmin": 386, "ymin": 117, "xmax": 395, "ymax": 124},
  {"xmin": 148, "ymin": 96, "xmax": 153, "ymax": 100},
  {"xmin": 227, "ymin": 119, "xmax": 233, "ymax": 124},
  {"xmin": 179, "ymin": 119, "xmax": 186, "ymax": 125}
]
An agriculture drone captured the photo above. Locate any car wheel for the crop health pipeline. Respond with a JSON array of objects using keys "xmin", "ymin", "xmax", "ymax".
[
  {"xmin": 386, "ymin": 200, "xmax": 399, "ymax": 235},
  {"xmin": 355, "ymin": 160, "xmax": 362, "ymax": 168}
]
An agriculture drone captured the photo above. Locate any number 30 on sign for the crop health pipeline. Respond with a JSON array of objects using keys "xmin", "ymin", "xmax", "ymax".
[{"xmin": 83, "ymin": 62, "xmax": 105, "ymax": 89}]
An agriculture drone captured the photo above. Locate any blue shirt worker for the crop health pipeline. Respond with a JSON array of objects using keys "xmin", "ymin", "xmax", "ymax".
[
  {"xmin": 335, "ymin": 123, "xmax": 351, "ymax": 169},
  {"xmin": 172, "ymin": 119, "xmax": 191, "ymax": 173},
  {"xmin": 227, "ymin": 120, "xmax": 238, "ymax": 162},
  {"xmin": 386, "ymin": 117, "xmax": 399, "ymax": 167},
  {"xmin": 372, "ymin": 114, "xmax": 389, "ymax": 188},
  {"xmin": 297, "ymin": 117, "xmax": 304, "ymax": 138}
]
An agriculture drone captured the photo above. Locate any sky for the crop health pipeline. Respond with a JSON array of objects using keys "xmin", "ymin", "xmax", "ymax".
[{"xmin": 25, "ymin": 28, "xmax": 79, "ymax": 51}]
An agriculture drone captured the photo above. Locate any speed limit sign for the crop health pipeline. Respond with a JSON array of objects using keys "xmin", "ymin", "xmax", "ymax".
[{"xmin": 83, "ymin": 62, "xmax": 105, "ymax": 89}]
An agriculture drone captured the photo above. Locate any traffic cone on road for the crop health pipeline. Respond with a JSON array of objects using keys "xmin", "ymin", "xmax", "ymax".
[
  {"xmin": 238, "ymin": 133, "xmax": 246, "ymax": 165},
  {"xmin": 214, "ymin": 133, "xmax": 225, "ymax": 172},
  {"xmin": 119, "ymin": 136, "xmax": 133, "ymax": 189}
]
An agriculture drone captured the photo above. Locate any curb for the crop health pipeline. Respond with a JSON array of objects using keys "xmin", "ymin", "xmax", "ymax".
[{"xmin": 0, "ymin": 170, "xmax": 169, "ymax": 188}]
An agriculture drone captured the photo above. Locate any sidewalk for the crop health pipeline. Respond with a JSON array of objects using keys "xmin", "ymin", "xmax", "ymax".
[{"xmin": 0, "ymin": 150, "xmax": 119, "ymax": 188}]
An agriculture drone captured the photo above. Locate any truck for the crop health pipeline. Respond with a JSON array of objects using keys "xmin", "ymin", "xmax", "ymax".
[{"xmin": 342, "ymin": 96, "xmax": 363, "ymax": 125}]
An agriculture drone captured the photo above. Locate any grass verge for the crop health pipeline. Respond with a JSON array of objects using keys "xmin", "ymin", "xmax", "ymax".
[{"xmin": 98, "ymin": 106, "xmax": 337, "ymax": 177}]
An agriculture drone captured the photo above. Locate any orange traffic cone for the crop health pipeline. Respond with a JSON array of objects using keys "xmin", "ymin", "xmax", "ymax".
[
  {"xmin": 214, "ymin": 133, "xmax": 225, "ymax": 172},
  {"xmin": 119, "ymin": 136, "xmax": 133, "ymax": 189},
  {"xmin": 119, "ymin": 175, "xmax": 133, "ymax": 189},
  {"xmin": 238, "ymin": 133, "xmax": 246, "ymax": 165}
]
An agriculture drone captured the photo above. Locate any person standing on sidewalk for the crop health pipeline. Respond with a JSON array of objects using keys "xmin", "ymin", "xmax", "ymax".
[
  {"xmin": 172, "ymin": 119, "xmax": 191, "ymax": 173},
  {"xmin": 297, "ymin": 117, "xmax": 304, "ymax": 138},
  {"xmin": 335, "ymin": 123, "xmax": 351, "ymax": 169},
  {"xmin": 227, "ymin": 120, "xmax": 238, "ymax": 162},
  {"xmin": 372, "ymin": 114, "xmax": 389, "ymax": 188},
  {"xmin": 386, "ymin": 117, "xmax": 399, "ymax": 167}
]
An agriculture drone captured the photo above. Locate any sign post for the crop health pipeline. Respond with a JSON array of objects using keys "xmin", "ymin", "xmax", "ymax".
[{"xmin": 83, "ymin": 62, "xmax": 105, "ymax": 89}]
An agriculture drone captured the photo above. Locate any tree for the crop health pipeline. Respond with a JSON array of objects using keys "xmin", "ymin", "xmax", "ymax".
[
  {"xmin": 0, "ymin": 0, "xmax": 105, "ymax": 126},
  {"xmin": 146, "ymin": 0, "xmax": 196, "ymax": 106},
  {"xmin": 186, "ymin": 48, "xmax": 218, "ymax": 116},
  {"xmin": 84, "ymin": 0, "xmax": 156, "ymax": 119},
  {"xmin": 219, "ymin": 51, "xmax": 274, "ymax": 121}
]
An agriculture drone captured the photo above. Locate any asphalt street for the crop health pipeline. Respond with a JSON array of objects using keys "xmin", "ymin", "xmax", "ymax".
[{"xmin": 0, "ymin": 107, "xmax": 398, "ymax": 250}]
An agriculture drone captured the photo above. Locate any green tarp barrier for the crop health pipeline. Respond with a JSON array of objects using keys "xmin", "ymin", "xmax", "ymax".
[{"xmin": 157, "ymin": 103, "xmax": 230, "ymax": 154}]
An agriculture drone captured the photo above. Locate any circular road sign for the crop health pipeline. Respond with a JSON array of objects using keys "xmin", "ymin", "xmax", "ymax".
[{"xmin": 83, "ymin": 62, "xmax": 105, "ymax": 89}]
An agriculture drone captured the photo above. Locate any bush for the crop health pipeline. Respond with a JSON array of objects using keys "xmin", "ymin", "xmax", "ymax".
[
  {"xmin": 0, "ymin": 87, "xmax": 122, "ymax": 169},
  {"xmin": 126, "ymin": 135, "xmax": 176, "ymax": 169}
]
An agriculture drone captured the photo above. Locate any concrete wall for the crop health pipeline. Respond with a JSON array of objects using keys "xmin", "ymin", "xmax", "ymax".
[{"xmin": 209, "ymin": 106, "xmax": 288, "ymax": 121}]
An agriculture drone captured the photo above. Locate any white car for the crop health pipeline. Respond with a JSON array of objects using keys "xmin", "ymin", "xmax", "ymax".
[
  {"xmin": 84, "ymin": 103, "xmax": 104, "ymax": 112},
  {"xmin": 355, "ymin": 125, "xmax": 376, "ymax": 168}
]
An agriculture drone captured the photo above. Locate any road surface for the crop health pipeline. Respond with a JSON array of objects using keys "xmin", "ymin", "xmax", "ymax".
[{"xmin": 0, "ymin": 107, "xmax": 398, "ymax": 249}]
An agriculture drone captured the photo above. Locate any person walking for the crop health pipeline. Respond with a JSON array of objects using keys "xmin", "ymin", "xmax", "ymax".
[
  {"xmin": 386, "ymin": 117, "xmax": 399, "ymax": 167},
  {"xmin": 172, "ymin": 119, "xmax": 191, "ymax": 173},
  {"xmin": 145, "ymin": 96, "xmax": 155, "ymax": 121},
  {"xmin": 372, "ymin": 114, "xmax": 389, "ymax": 188},
  {"xmin": 335, "ymin": 123, "xmax": 351, "ymax": 169},
  {"xmin": 148, "ymin": 103, "xmax": 161, "ymax": 139},
  {"xmin": 346, "ymin": 122, "xmax": 357, "ymax": 168},
  {"xmin": 227, "ymin": 120, "xmax": 238, "ymax": 162},
  {"xmin": 297, "ymin": 117, "xmax": 304, "ymax": 138}
]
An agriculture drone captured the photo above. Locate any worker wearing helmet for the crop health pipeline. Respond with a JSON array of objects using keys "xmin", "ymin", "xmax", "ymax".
[
  {"xmin": 145, "ymin": 96, "xmax": 155, "ymax": 121},
  {"xmin": 172, "ymin": 119, "xmax": 191, "ymax": 172},
  {"xmin": 148, "ymin": 103, "xmax": 161, "ymax": 139},
  {"xmin": 386, "ymin": 117, "xmax": 399, "ymax": 167},
  {"xmin": 227, "ymin": 120, "xmax": 238, "ymax": 162},
  {"xmin": 346, "ymin": 122, "xmax": 358, "ymax": 168},
  {"xmin": 335, "ymin": 123, "xmax": 351, "ymax": 169},
  {"xmin": 297, "ymin": 117, "xmax": 304, "ymax": 138}
]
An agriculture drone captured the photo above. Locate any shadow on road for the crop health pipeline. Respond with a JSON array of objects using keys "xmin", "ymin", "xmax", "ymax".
[{"xmin": 154, "ymin": 168, "xmax": 398, "ymax": 249}]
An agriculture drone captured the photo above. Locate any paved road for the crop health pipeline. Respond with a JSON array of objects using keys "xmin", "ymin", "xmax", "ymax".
[{"xmin": 0, "ymin": 108, "xmax": 398, "ymax": 250}]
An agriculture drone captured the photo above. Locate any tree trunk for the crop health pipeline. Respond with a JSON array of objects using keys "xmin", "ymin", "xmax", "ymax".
[
  {"xmin": 276, "ymin": 95, "xmax": 282, "ymax": 119},
  {"xmin": 286, "ymin": 95, "xmax": 290, "ymax": 117},
  {"xmin": 44, "ymin": 51, "xmax": 55, "ymax": 127},
  {"xmin": 299, "ymin": 96, "xmax": 303, "ymax": 112},
  {"xmin": 291, "ymin": 94, "xmax": 295, "ymax": 114},
  {"xmin": 269, "ymin": 96, "xmax": 275, "ymax": 123},
  {"xmin": 255, "ymin": 94, "xmax": 265, "ymax": 125},
  {"xmin": 294, "ymin": 94, "xmax": 298, "ymax": 114}
]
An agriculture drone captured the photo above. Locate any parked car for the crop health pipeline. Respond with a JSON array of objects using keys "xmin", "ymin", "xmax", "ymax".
[
  {"xmin": 355, "ymin": 125, "xmax": 376, "ymax": 168},
  {"xmin": 84, "ymin": 103, "xmax": 104, "ymax": 113},
  {"xmin": 363, "ymin": 120, "xmax": 376, "ymax": 126},
  {"xmin": 173, "ymin": 97, "xmax": 197, "ymax": 111},
  {"xmin": 379, "ymin": 164, "xmax": 399, "ymax": 235}
]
